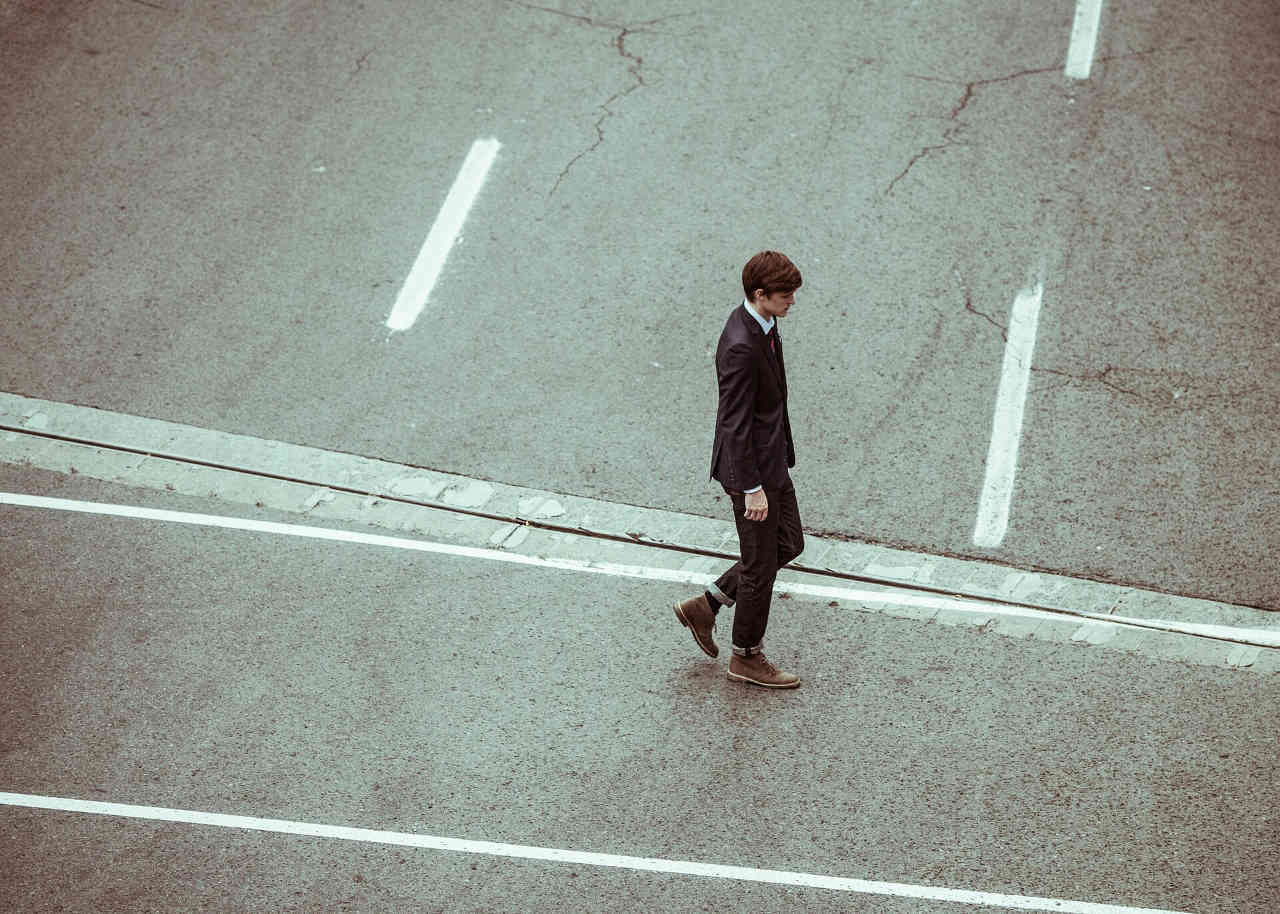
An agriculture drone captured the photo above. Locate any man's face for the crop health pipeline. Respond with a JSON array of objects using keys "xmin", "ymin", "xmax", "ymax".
[{"xmin": 752, "ymin": 289, "xmax": 795, "ymax": 319}]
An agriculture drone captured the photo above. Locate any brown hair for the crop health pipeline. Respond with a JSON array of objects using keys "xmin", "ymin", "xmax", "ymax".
[{"xmin": 741, "ymin": 251, "xmax": 802, "ymax": 300}]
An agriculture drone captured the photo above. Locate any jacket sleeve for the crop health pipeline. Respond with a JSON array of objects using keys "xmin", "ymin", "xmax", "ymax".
[{"xmin": 717, "ymin": 341, "xmax": 761, "ymax": 490}]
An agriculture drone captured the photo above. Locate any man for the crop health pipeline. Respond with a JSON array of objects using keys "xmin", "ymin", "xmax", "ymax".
[{"xmin": 673, "ymin": 251, "xmax": 805, "ymax": 689}]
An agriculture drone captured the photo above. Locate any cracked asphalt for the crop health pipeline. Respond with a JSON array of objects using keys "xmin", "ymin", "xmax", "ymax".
[
  {"xmin": 2, "ymin": 1, "xmax": 1280, "ymax": 909},
  {"xmin": 3, "ymin": 3, "xmax": 1276, "ymax": 607},
  {"xmin": 5, "ymin": 0, "xmax": 1274, "ymax": 611},
  {"xmin": 502, "ymin": 2, "xmax": 684, "ymax": 195}
]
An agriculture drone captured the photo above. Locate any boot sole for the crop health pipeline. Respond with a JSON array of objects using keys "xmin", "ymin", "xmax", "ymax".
[
  {"xmin": 727, "ymin": 670, "xmax": 801, "ymax": 689},
  {"xmin": 673, "ymin": 602, "xmax": 718, "ymax": 658}
]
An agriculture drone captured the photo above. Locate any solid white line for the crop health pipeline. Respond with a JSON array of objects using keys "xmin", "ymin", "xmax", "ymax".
[
  {"xmin": 385, "ymin": 137, "xmax": 501, "ymax": 332},
  {"xmin": 974, "ymin": 284, "xmax": 1043, "ymax": 549},
  {"xmin": 5, "ymin": 491, "xmax": 1280, "ymax": 648},
  {"xmin": 1065, "ymin": 0, "xmax": 1104, "ymax": 79},
  {"xmin": 0, "ymin": 793, "xmax": 1193, "ymax": 914}
]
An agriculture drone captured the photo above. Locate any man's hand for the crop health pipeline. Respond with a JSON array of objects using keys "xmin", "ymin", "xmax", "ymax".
[{"xmin": 744, "ymin": 488, "xmax": 768, "ymax": 522}]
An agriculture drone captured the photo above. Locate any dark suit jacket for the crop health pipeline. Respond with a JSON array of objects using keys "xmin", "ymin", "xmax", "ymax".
[{"xmin": 709, "ymin": 303, "xmax": 795, "ymax": 492}]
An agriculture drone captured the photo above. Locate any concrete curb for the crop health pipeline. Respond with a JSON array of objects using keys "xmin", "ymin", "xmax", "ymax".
[{"xmin": 3, "ymin": 391, "xmax": 1278, "ymax": 671}]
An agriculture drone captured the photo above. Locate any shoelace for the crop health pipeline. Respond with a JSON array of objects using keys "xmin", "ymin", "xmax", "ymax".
[{"xmin": 749, "ymin": 655, "xmax": 778, "ymax": 676}]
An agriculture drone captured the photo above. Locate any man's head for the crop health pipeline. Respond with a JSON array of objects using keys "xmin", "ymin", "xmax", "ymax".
[{"xmin": 742, "ymin": 250, "xmax": 802, "ymax": 320}]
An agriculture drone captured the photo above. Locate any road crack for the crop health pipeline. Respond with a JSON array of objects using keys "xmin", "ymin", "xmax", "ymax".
[
  {"xmin": 1033, "ymin": 365, "xmax": 1157, "ymax": 404},
  {"xmin": 886, "ymin": 64, "xmax": 1060, "ymax": 195},
  {"xmin": 506, "ymin": 2, "xmax": 687, "ymax": 195},
  {"xmin": 548, "ymin": 26, "xmax": 646, "ymax": 195},
  {"xmin": 1031, "ymin": 364, "xmax": 1263, "ymax": 409},
  {"xmin": 953, "ymin": 268, "xmax": 1009, "ymax": 342},
  {"xmin": 964, "ymin": 293, "xmax": 1008, "ymax": 342},
  {"xmin": 885, "ymin": 46, "xmax": 1193, "ymax": 195},
  {"xmin": 352, "ymin": 49, "xmax": 373, "ymax": 77}
]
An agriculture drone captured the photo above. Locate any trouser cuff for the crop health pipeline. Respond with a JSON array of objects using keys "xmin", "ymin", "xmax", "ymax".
[
  {"xmin": 732, "ymin": 642, "xmax": 763, "ymax": 657},
  {"xmin": 708, "ymin": 583, "xmax": 734, "ymax": 607}
]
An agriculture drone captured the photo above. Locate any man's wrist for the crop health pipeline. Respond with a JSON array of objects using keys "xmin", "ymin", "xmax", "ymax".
[{"xmin": 744, "ymin": 485, "xmax": 763, "ymax": 494}]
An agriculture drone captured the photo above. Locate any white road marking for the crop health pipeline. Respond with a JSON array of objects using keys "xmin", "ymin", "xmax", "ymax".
[
  {"xmin": 1065, "ymin": 0, "xmax": 1104, "ymax": 79},
  {"xmin": 4, "ymin": 492, "xmax": 1279, "ymax": 648},
  {"xmin": 385, "ymin": 137, "xmax": 501, "ymax": 332},
  {"xmin": 974, "ymin": 284, "xmax": 1043, "ymax": 549},
  {"xmin": 0, "ymin": 793, "xmax": 1194, "ymax": 913}
]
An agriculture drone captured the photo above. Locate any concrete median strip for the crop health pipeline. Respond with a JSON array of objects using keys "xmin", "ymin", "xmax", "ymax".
[{"xmin": 2, "ymin": 391, "xmax": 1278, "ymax": 669}]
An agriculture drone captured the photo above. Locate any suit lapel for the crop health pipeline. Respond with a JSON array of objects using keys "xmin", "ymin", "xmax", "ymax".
[{"xmin": 738, "ymin": 304, "xmax": 783, "ymax": 388}]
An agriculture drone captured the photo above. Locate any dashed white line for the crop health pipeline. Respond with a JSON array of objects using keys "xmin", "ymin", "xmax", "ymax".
[
  {"xmin": 385, "ymin": 137, "xmax": 501, "ymax": 332},
  {"xmin": 1065, "ymin": 0, "xmax": 1104, "ymax": 79},
  {"xmin": 974, "ymin": 283, "xmax": 1043, "ymax": 549},
  {"xmin": 0, "ymin": 793, "xmax": 1195, "ymax": 914},
  {"xmin": 3, "ymin": 491, "xmax": 1279, "ymax": 648}
]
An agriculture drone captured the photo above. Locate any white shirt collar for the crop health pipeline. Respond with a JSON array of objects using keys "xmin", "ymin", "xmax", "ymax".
[{"xmin": 742, "ymin": 299, "xmax": 775, "ymax": 335}]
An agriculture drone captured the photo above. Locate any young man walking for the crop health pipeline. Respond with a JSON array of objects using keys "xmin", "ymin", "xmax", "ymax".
[{"xmin": 674, "ymin": 251, "xmax": 806, "ymax": 689}]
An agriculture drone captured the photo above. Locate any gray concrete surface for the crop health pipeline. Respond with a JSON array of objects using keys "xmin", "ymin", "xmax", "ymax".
[{"xmin": 2, "ymin": 468, "xmax": 1278, "ymax": 913}]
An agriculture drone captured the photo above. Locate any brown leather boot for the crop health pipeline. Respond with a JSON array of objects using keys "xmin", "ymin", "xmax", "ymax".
[
  {"xmin": 673, "ymin": 594, "xmax": 719, "ymax": 658},
  {"xmin": 728, "ymin": 652, "xmax": 800, "ymax": 689}
]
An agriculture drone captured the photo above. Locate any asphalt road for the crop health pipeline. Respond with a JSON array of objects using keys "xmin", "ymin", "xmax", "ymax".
[
  {"xmin": 2, "ymin": 0, "xmax": 1277, "ymax": 609},
  {"xmin": 2, "ymin": 467, "xmax": 1278, "ymax": 913},
  {"xmin": 2, "ymin": 2, "xmax": 1279, "ymax": 911}
]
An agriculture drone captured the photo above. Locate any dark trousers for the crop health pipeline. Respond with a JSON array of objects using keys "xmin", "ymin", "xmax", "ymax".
[{"xmin": 710, "ymin": 480, "xmax": 804, "ymax": 654}]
